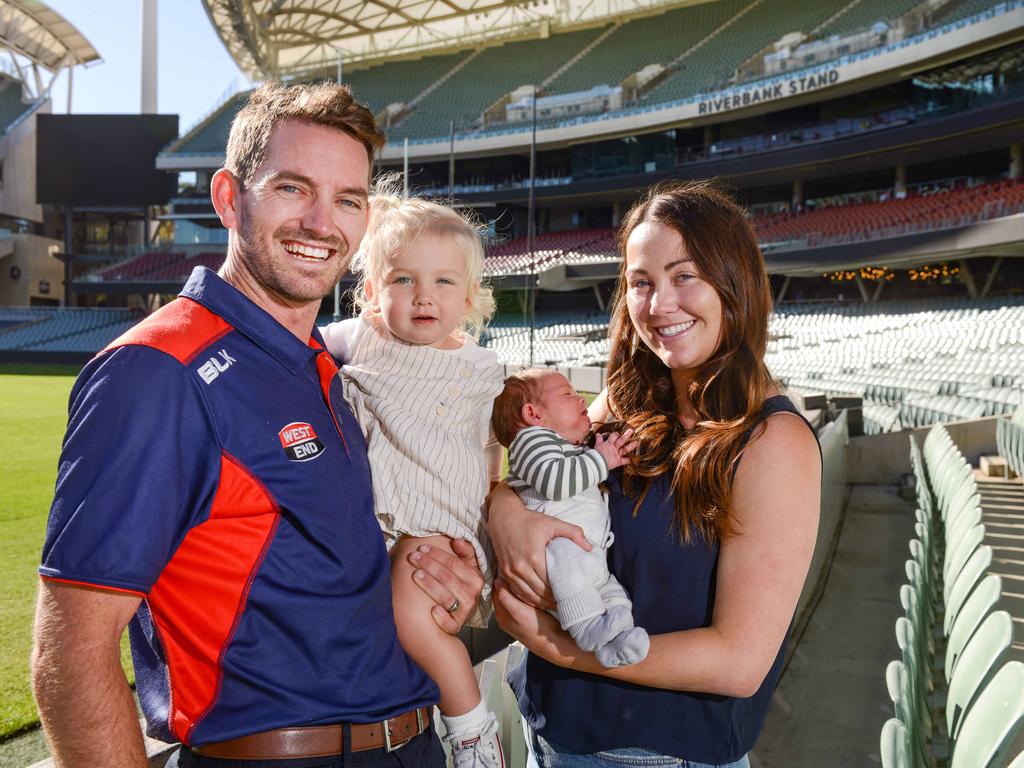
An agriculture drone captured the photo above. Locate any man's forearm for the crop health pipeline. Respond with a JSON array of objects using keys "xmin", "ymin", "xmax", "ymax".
[
  {"xmin": 33, "ymin": 640, "xmax": 147, "ymax": 768},
  {"xmin": 32, "ymin": 582, "xmax": 148, "ymax": 768}
]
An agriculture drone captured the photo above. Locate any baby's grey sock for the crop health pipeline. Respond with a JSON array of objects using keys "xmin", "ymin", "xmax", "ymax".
[
  {"xmin": 594, "ymin": 627, "xmax": 650, "ymax": 668},
  {"xmin": 567, "ymin": 605, "xmax": 634, "ymax": 652}
]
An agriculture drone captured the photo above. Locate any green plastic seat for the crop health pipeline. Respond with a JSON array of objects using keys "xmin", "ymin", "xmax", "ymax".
[
  {"xmin": 946, "ymin": 505, "xmax": 981, "ymax": 548},
  {"xmin": 950, "ymin": 661, "xmax": 1024, "ymax": 768},
  {"xmin": 881, "ymin": 717, "xmax": 911, "ymax": 768},
  {"xmin": 946, "ymin": 611, "xmax": 1012, "ymax": 742},
  {"xmin": 887, "ymin": 658, "xmax": 934, "ymax": 768},
  {"xmin": 946, "ymin": 574, "xmax": 1002, "ymax": 681},
  {"xmin": 944, "ymin": 524, "xmax": 986, "ymax": 598},
  {"xmin": 944, "ymin": 545, "xmax": 993, "ymax": 635},
  {"xmin": 897, "ymin": 617, "xmax": 934, "ymax": 737}
]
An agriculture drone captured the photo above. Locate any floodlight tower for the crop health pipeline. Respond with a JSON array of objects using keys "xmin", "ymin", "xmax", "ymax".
[{"xmin": 141, "ymin": 0, "xmax": 158, "ymax": 113}]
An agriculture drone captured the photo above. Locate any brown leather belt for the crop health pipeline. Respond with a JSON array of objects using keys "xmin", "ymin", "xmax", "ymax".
[{"xmin": 194, "ymin": 706, "xmax": 432, "ymax": 760}]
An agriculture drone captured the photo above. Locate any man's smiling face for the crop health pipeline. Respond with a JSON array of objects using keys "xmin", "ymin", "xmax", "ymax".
[{"xmin": 229, "ymin": 119, "xmax": 370, "ymax": 309}]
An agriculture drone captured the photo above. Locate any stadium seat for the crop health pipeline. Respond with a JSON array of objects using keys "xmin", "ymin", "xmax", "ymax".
[
  {"xmin": 945, "ymin": 610, "xmax": 1013, "ymax": 743},
  {"xmin": 949, "ymin": 662, "xmax": 1024, "ymax": 768},
  {"xmin": 943, "ymin": 545, "xmax": 993, "ymax": 636},
  {"xmin": 945, "ymin": 574, "xmax": 1001, "ymax": 682},
  {"xmin": 943, "ymin": 524, "xmax": 985, "ymax": 602},
  {"xmin": 880, "ymin": 717, "xmax": 912, "ymax": 768}
]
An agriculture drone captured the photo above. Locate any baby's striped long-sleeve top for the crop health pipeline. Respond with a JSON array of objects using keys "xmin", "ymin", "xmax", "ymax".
[{"xmin": 507, "ymin": 426, "xmax": 608, "ymax": 504}]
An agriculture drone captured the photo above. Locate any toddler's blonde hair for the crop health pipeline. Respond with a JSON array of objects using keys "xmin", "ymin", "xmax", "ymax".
[{"xmin": 349, "ymin": 174, "xmax": 495, "ymax": 340}]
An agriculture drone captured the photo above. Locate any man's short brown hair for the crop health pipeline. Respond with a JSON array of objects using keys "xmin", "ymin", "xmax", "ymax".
[
  {"xmin": 226, "ymin": 81, "xmax": 386, "ymax": 187},
  {"xmin": 491, "ymin": 368, "xmax": 556, "ymax": 447}
]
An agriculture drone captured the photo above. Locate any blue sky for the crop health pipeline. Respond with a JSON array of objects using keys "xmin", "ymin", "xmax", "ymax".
[{"xmin": 46, "ymin": 1, "xmax": 246, "ymax": 135}]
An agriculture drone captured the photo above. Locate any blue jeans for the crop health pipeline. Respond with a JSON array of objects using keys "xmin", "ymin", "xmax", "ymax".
[{"xmin": 529, "ymin": 729, "xmax": 751, "ymax": 768}]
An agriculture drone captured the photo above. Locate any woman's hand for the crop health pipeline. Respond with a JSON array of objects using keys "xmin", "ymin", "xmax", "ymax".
[
  {"xmin": 407, "ymin": 539, "xmax": 484, "ymax": 634},
  {"xmin": 487, "ymin": 483, "xmax": 590, "ymax": 610},
  {"xmin": 493, "ymin": 578, "xmax": 581, "ymax": 666}
]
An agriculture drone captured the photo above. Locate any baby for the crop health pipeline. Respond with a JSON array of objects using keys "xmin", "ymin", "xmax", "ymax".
[
  {"xmin": 321, "ymin": 184, "xmax": 505, "ymax": 767},
  {"xmin": 491, "ymin": 368, "xmax": 650, "ymax": 667}
]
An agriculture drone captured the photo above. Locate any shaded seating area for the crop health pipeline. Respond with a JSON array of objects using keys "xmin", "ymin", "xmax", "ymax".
[
  {"xmin": 482, "ymin": 179, "xmax": 1024, "ymax": 279},
  {"xmin": 94, "ymin": 251, "xmax": 186, "ymax": 281},
  {"xmin": 882, "ymin": 424, "xmax": 1024, "ymax": 766},
  {"xmin": 0, "ymin": 308, "xmax": 141, "ymax": 353},
  {"xmin": 88, "ymin": 251, "xmax": 226, "ymax": 284},
  {"xmin": 752, "ymin": 179, "xmax": 1024, "ymax": 249},
  {"xmin": 483, "ymin": 228, "xmax": 614, "ymax": 276}
]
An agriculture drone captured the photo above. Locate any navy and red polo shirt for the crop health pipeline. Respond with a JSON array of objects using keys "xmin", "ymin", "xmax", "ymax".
[{"xmin": 40, "ymin": 266, "xmax": 437, "ymax": 747}]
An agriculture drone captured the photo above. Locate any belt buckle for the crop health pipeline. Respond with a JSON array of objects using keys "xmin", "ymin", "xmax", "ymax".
[{"xmin": 383, "ymin": 708, "xmax": 424, "ymax": 753}]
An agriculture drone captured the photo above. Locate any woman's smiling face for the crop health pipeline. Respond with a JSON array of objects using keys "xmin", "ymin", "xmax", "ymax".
[{"xmin": 624, "ymin": 220, "xmax": 723, "ymax": 387}]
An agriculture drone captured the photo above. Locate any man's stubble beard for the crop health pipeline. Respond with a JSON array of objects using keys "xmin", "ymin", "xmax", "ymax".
[{"xmin": 233, "ymin": 211, "xmax": 351, "ymax": 305}]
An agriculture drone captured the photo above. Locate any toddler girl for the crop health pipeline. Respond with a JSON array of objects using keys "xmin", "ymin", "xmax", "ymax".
[{"xmin": 321, "ymin": 183, "xmax": 505, "ymax": 768}]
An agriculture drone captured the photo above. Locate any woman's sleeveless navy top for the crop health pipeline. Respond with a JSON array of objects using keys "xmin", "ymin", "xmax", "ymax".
[{"xmin": 509, "ymin": 395, "xmax": 819, "ymax": 765}]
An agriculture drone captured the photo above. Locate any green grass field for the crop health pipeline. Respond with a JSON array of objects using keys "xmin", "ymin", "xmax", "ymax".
[
  {"xmin": 0, "ymin": 366, "xmax": 134, "ymax": 740},
  {"xmin": 0, "ymin": 366, "xmax": 77, "ymax": 737}
]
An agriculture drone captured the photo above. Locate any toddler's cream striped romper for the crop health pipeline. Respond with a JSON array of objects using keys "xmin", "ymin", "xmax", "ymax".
[{"xmin": 322, "ymin": 314, "xmax": 505, "ymax": 627}]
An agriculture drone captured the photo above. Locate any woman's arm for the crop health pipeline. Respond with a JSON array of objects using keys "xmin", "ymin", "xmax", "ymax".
[{"xmin": 495, "ymin": 413, "xmax": 821, "ymax": 697}]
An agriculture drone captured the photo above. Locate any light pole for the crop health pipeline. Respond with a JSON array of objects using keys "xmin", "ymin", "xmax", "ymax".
[{"xmin": 527, "ymin": 86, "xmax": 538, "ymax": 366}]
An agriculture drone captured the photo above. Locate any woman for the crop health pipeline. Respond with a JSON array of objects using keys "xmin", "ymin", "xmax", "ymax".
[{"xmin": 487, "ymin": 181, "xmax": 822, "ymax": 767}]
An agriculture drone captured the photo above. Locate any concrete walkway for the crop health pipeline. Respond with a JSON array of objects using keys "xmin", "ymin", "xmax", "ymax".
[{"xmin": 752, "ymin": 484, "xmax": 916, "ymax": 768}]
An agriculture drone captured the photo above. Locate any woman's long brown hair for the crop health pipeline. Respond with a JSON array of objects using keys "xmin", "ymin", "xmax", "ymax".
[{"xmin": 606, "ymin": 181, "xmax": 774, "ymax": 544}]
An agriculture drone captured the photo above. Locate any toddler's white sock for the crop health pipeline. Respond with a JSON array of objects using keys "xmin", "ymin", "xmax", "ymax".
[{"xmin": 441, "ymin": 698, "xmax": 491, "ymax": 740}]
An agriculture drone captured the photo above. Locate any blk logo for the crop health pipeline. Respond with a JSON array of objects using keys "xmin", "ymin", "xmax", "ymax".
[
  {"xmin": 197, "ymin": 349, "xmax": 236, "ymax": 384},
  {"xmin": 278, "ymin": 422, "xmax": 325, "ymax": 462}
]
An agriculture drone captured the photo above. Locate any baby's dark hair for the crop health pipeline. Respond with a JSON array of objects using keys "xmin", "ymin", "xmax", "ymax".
[{"xmin": 491, "ymin": 368, "xmax": 554, "ymax": 447}]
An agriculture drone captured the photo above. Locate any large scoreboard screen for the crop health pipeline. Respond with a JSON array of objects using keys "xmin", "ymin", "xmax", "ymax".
[{"xmin": 36, "ymin": 114, "xmax": 179, "ymax": 206}]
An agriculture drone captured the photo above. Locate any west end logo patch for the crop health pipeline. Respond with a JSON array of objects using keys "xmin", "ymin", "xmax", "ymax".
[{"xmin": 278, "ymin": 422, "xmax": 325, "ymax": 462}]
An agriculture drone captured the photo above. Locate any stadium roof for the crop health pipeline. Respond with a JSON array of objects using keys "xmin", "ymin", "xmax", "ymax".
[
  {"xmin": 202, "ymin": 0, "xmax": 701, "ymax": 78},
  {"xmin": 0, "ymin": 1, "xmax": 100, "ymax": 71}
]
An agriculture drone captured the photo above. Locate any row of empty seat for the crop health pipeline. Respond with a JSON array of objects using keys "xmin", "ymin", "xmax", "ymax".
[
  {"xmin": 0, "ymin": 308, "xmax": 141, "ymax": 352},
  {"xmin": 479, "ymin": 179, "xmax": 1024, "ymax": 277},
  {"xmin": 752, "ymin": 179, "xmax": 1024, "ymax": 249},
  {"xmin": 89, "ymin": 252, "xmax": 226, "ymax": 283},
  {"xmin": 0, "ymin": 76, "xmax": 34, "ymax": 133},
  {"xmin": 768, "ymin": 297, "xmax": 1024, "ymax": 434},
  {"xmin": 480, "ymin": 310, "xmax": 611, "ymax": 367},
  {"xmin": 483, "ymin": 228, "xmax": 615, "ymax": 276},
  {"xmin": 882, "ymin": 425, "xmax": 1024, "ymax": 767}
]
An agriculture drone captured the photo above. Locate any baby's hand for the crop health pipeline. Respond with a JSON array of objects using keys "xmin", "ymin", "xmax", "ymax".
[{"xmin": 594, "ymin": 429, "xmax": 637, "ymax": 471}]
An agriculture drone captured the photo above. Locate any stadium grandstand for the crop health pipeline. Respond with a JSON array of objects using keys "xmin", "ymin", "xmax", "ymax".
[{"xmin": 5, "ymin": 1, "xmax": 1024, "ymax": 767}]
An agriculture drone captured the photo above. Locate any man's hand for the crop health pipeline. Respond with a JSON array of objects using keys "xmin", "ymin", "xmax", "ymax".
[
  {"xmin": 593, "ymin": 428, "xmax": 637, "ymax": 472},
  {"xmin": 407, "ymin": 539, "xmax": 484, "ymax": 634}
]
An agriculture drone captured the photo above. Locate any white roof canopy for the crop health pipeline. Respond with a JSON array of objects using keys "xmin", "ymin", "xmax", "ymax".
[
  {"xmin": 201, "ymin": 0, "xmax": 707, "ymax": 78},
  {"xmin": 0, "ymin": 0, "xmax": 100, "ymax": 71}
]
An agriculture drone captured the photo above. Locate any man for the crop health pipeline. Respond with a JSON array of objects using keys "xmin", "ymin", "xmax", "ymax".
[{"xmin": 32, "ymin": 82, "xmax": 482, "ymax": 768}]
